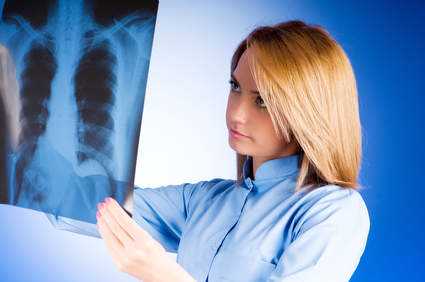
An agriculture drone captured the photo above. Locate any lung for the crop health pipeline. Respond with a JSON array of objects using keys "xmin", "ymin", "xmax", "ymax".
[
  {"xmin": 14, "ymin": 39, "xmax": 57, "ymax": 204},
  {"xmin": 73, "ymin": 34, "xmax": 117, "ymax": 195}
]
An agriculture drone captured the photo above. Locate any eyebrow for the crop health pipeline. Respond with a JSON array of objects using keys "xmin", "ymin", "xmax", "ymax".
[{"xmin": 231, "ymin": 73, "xmax": 260, "ymax": 95}]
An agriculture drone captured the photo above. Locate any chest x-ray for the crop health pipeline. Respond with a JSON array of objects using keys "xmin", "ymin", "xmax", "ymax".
[{"xmin": 0, "ymin": 0, "xmax": 158, "ymax": 226}]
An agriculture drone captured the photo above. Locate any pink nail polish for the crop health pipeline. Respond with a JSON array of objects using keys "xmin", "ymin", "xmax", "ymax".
[
  {"xmin": 96, "ymin": 211, "xmax": 100, "ymax": 219},
  {"xmin": 105, "ymin": 197, "xmax": 112, "ymax": 204},
  {"xmin": 97, "ymin": 203, "xmax": 102, "ymax": 210}
]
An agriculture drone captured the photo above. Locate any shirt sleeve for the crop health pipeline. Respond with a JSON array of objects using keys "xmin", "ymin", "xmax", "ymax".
[
  {"xmin": 46, "ymin": 178, "xmax": 220, "ymax": 244},
  {"xmin": 132, "ymin": 178, "xmax": 222, "ymax": 253},
  {"xmin": 266, "ymin": 188, "xmax": 371, "ymax": 282}
]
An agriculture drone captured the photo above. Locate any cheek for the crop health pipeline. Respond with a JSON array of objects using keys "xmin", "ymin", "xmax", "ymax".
[
  {"xmin": 257, "ymin": 118, "xmax": 283, "ymax": 146},
  {"xmin": 225, "ymin": 96, "xmax": 233, "ymax": 122}
]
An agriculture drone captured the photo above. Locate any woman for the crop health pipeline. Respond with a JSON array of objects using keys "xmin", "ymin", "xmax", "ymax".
[{"xmin": 75, "ymin": 20, "xmax": 370, "ymax": 282}]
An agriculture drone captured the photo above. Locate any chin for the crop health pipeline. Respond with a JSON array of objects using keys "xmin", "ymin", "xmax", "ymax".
[
  {"xmin": 228, "ymin": 138, "xmax": 249, "ymax": 155},
  {"xmin": 228, "ymin": 138, "xmax": 240, "ymax": 152}
]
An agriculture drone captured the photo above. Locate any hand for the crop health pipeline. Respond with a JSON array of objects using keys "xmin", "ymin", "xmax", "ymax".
[{"xmin": 96, "ymin": 197, "xmax": 196, "ymax": 282}]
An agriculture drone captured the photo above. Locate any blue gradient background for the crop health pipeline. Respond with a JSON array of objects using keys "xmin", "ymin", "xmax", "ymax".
[{"xmin": 1, "ymin": 0, "xmax": 423, "ymax": 281}]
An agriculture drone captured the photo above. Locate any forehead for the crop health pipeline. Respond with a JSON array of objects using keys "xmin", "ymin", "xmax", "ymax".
[
  {"xmin": 233, "ymin": 48, "xmax": 258, "ymax": 90},
  {"xmin": 235, "ymin": 48, "xmax": 253, "ymax": 72}
]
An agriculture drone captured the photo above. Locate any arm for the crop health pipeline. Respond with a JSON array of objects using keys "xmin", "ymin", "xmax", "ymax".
[
  {"xmin": 267, "ymin": 188, "xmax": 370, "ymax": 282},
  {"xmin": 131, "ymin": 179, "xmax": 218, "ymax": 253},
  {"xmin": 46, "ymin": 178, "xmax": 215, "ymax": 250}
]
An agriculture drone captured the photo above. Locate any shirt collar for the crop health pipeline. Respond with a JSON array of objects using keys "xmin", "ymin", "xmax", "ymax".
[{"xmin": 242, "ymin": 153, "xmax": 300, "ymax": 184}]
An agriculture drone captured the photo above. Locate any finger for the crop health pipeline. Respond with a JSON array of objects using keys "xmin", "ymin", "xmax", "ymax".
[
  {"xmin": 104, "ymin": 197, "xmax": 153, "ymax": 241},
  {"xmin": 97, "ymin": 214, "xmax": 126, "ymax": 265},
  {"xmin": 98, "ymin": 202, "xmax": 134, "ymax": 247}
]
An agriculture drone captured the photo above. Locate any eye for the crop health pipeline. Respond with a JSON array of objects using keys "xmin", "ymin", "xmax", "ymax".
[
  {"xmin": 255, "ymin": 96, "xmax": 267, "ymax": 109},
  {"xmin": 228, "ymin": 79, "xmax": 240, "ymax": 92}
]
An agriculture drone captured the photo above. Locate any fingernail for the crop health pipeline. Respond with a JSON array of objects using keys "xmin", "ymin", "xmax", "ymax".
[
  {"xmin": 97, "ymin": 202, "xmax": 103, "ymax": 211},
  {"xmin": 96, "ymin": 211, "xmax": 100, "ymax": 219},
  {"xmin": 105, "ymin": 197, "xmax": 112, "ymax": 204}
]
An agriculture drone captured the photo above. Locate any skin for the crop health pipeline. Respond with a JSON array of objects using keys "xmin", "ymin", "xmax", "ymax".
[{"xmin": 226, "ymin": 47, "xmax": 299, "ymax": 179}]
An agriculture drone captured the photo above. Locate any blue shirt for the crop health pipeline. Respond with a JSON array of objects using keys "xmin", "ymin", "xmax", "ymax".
[
  {"xmin": 132, "ymin": 154, "xmax": 370, "ymax": 282},
  {"xmin": 48, "ymin": 153, "xmax": 370, "ymax": 282}
]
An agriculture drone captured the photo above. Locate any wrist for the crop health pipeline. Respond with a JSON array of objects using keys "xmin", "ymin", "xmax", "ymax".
[{"xmin": 174, "ymin": 265, "xmax": 196, "ymax": 282}]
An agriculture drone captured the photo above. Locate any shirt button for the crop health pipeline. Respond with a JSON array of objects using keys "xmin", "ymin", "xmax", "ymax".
[{"xmin": 245, "ymin": 177, "xmax": 253, "ymax": 189}]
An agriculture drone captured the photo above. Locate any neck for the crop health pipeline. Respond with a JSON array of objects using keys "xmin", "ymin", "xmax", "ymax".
[{"xmin": 251, "ymin": 147, "xmax": 299, "ymax": 180}]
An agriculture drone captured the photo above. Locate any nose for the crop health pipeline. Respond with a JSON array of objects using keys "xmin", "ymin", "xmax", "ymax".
[{"xmin": 228, "ymin": 93, "xmax": 252, "ymax": 125}]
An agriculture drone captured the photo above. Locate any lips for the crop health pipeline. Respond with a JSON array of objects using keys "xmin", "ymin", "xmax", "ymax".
[{"xmin": 230, "ymin": 128, "xmax": 249, "ymax": 138}]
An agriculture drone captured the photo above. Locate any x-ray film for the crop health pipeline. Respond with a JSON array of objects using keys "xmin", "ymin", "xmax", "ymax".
[{"xmin": 0, "ymin": 0, "xmax": 158, "ymax": 228}]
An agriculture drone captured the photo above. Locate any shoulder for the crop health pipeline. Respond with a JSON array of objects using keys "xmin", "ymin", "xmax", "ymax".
[
  {"xmin": 196, "ymin": 177, "xmax": 235, "ymax": 188},
  {"xmin": 133, "ymin": 177, "xmax": 235, "ymax": 206},
  {"xmin": 297, "ymin": 184, "xmax": 369, "ymax": 214},
  {"xmin": 293, "ymin": 184, "xmax": 370, "ymax": 237},
  {"xmin": 187, "ymin": 177, "xmax": 236, "ymax": 200},
  {"xmin": 134, "ymin": 177, "xmax": 233, "ymax": 193}
]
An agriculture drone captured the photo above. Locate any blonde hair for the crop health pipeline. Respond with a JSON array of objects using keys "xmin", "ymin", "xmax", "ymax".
[{"xmin": 233, "ymin": 20, "xmax": 362, "ymax": 191}]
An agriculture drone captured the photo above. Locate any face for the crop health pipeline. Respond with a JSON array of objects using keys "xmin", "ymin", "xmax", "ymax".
[{"xmin": 225, "ymin": 48, "xmax": 297, "ymax": 160}]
